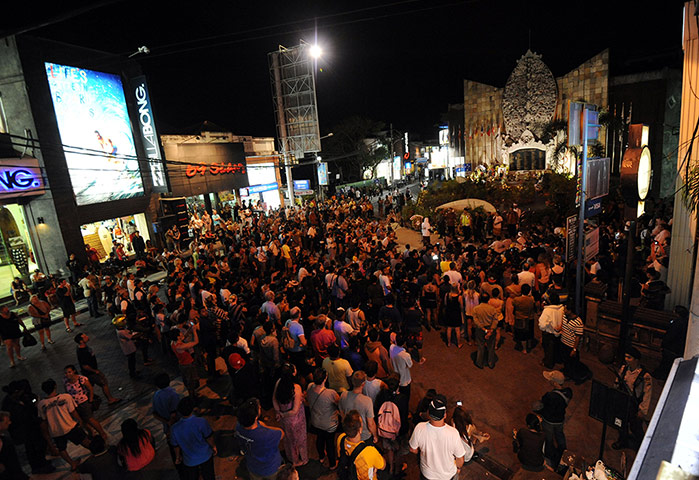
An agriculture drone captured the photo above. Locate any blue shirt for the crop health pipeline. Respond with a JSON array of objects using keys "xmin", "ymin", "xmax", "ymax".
[
  {"xmin": 152, "ymin": 387, "xmax": 180, "ymax": 433},
  {"xmin": 287, "ymin": 319, "xmax": 305, "ymax": 353},
  {"xmin": 170, "ymin": 416, "xmax": 213, "ymax": 467},
  {"xmin": 235, "ymin": 422, "xmax": 283, "ymax": 476}
]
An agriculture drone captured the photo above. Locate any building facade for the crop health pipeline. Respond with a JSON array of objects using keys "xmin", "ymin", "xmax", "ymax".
[
  {"xmin": 0, "ymin": 35, "xmax": 164, "ymax": 291},
  {"xmin": 461, "ymin": 49, "xmax": 609, "ymax": 173}
]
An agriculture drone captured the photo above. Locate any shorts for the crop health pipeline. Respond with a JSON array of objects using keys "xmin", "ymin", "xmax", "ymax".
[
  {"xmin": 75, "ymin": 401, "xmax": 94, "ymax": 422},
  {"xmin": 31, "ymin": 317, "xmax": 51, "ymax": 329},
  {"xmin": 53, "ymin": 425, "xmax": 86, "ymax": 451},
  {"xmin": 86, "ymin": 371, "xmax": 107, "ymax": 388}
]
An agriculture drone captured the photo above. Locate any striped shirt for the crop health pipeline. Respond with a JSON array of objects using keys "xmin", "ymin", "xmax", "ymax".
[{"xmin": 560, "ymin": 315, "xmax": 584, "ymax": 348}]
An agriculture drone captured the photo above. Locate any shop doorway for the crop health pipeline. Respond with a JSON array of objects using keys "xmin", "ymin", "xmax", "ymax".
[
  {"xmin": 0, "ymin": 204, "xmax": 39, "ymax": 299},
  {"xmin": 80, "ymin": 213, "xmax": 150, "ymax": 262}
]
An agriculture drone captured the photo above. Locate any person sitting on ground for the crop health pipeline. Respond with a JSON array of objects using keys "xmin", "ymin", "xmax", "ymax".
[
  {"xmin": 513, "ymin": 413, "xmax": 546, "ymax": 472},
  {"xmin": 116, "ymin": 418, "xmax": 155, "ymax": 472}
]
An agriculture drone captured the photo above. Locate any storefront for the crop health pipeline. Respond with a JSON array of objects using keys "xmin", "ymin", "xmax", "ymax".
[
  {"xmin": 80, "ymin": 213, "xmax": 151, "ymax": 261},
  {"xmin": 244, "ymin": 161, "xmax": 282, "ymax": 211},
  {"xmin": 0, "ymin": 156, "xmax": 48, "ymax": 298},
  {"xmin": 239, "ymin": 182, "xmax": 280, "ymax": 211}
]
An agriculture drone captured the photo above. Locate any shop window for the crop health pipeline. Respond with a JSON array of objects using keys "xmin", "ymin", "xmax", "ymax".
[
  {"xmin": 0, "ymin": 204, "xmax": 38, "ymax": 299},
  {"xmin": 80, "ymin": 213, "xmax": 150, "ymax": 262}
]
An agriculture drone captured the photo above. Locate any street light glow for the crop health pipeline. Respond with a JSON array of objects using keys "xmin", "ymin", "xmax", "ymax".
[{"xmin": 310, "ymin": 44, "xmax": 322, "ymax": 58}]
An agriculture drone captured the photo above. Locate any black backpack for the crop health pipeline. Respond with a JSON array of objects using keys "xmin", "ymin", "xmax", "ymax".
[{"xmin": 337, "ymin": 434, "xmax": 367, "ymax": 480}]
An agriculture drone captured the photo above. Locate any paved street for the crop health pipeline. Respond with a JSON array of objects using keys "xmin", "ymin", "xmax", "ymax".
[{"xmin": 0, "ymin": 225, "xmax": 659, "ymax": 480}]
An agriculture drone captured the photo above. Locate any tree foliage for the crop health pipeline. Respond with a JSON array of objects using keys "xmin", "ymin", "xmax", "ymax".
[{"xmin": 323, "ymin": 116, "xmax": 387, "ymax": 181}]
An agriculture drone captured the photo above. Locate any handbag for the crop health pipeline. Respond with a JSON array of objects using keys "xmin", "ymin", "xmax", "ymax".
[{"xmin": 22, "ymin": 332, "xmax": 38, "ymax": 347}]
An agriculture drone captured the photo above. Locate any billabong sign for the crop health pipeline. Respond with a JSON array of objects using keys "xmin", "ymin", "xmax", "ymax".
[
  {"xmin": 0, "ymin": 157, "xmax": 45, "ymax": 198},
  {"xmin": 131, "ymin": 76, "xmax": 168, "ymax": 193}
]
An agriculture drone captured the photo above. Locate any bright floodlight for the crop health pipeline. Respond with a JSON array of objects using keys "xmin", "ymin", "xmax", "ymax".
[{"xmin": 310, "ymin": 44, "xmax": 322, "ymax": 58}]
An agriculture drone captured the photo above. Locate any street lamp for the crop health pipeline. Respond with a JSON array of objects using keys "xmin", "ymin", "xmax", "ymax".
[{"xmin": 310, "ymin": 44, "xmax": 323, "ymax": 59}]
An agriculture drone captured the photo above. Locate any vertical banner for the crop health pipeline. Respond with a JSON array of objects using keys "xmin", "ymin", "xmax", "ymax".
[
  {"xmin": 131, "ymin": 76, "xmax": 169, "ymax": 193},
  {"xmin": 317, "ymin": 162, "xmax": 328, "ymax": 186},
  {"xmin": 566, "ymin": 214, "xmax": 578, "ymax": 263}
]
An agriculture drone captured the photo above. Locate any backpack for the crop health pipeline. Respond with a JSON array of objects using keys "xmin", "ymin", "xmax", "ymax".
[
  {"xmin": 377, "ymin": 399, "xmax": 402, "ymax": 440},
  {"xmin": 337, "ymin": 434, "xmax": 367, "ymax": 480},
  {"xmin": 280, "ymin": 321, "xmax": 296, "ymax": 352}
]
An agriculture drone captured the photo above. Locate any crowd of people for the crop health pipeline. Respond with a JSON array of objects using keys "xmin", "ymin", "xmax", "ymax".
[{"xmin": 0, "ymin": 184, "xmax": 680, "ymax": 480}]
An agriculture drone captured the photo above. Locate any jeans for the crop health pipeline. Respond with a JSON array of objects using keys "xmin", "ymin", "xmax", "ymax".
[
  {"xmin": 87, "ymin": 295, "xmax": 99, "ymax": 317},
  {"xmin": 542, "ymin": 420, "xmax": 566, "ymax": 467},
  {"xmin": 315, "ymin": 428, "xmax": 337, "ymax": 466},
  {"xmin": 541, "ymin": 332, "xmax": 559, "ymax": 369},
  {"xmin": 475, "ymin": 327, "xmax": 496, "ymax": 368},
  {"xmin": 181, "ymin": 455, "xmax": 215, "ymax": 480}
]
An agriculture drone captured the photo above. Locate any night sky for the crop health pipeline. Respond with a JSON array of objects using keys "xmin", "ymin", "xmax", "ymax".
[{"xmin": 2, "ymin": 0, "xmax": 685, "ymax": 140}]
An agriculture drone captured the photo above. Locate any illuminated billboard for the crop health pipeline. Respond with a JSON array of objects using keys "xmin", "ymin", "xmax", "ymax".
[{"xmin": 45, "ymin": 62, "xmax": 144, "ymax": 205}]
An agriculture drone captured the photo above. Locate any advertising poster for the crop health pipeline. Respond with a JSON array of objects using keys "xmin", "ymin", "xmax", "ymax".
[{"xmin": 45, "ymin": 62, "xmax": 144, "ymax": 205}]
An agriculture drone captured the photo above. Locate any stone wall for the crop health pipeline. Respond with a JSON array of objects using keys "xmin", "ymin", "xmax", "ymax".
[
  {"xmin": 462, "ymin": 80, "xmax": 503, "ymax": 165},
  {"xmin": 554, "ymin": 49, "xmax": 610, "ymax": 119},
  {"xmin": 462, "ymin": 49, "xmax": 610, "ymax": 167}
]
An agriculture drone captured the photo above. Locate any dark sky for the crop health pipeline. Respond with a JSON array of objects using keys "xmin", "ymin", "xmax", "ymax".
[{"xmin": 3, "ymin": 0, "xmax": 685, "ymax": 139}]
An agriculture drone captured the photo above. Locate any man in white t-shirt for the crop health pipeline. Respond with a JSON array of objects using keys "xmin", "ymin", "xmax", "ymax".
[
  {"xmin": 409, "ymin": 395, "xmax": 466, "ymax": 480},
  {"xmin": 38, "ymin": 378, "xmax": 95, "ymax": 471},
  {"xmin": 444, "ymin": 262, "xmax": 463, "ymax": 287},
  {"xmin": 518, "ymin": 263, "xmax": 536, "ymax": 289}
]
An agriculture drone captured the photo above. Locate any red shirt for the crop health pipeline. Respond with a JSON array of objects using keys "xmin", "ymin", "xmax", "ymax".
[{"xmin": 310, "ymin": 328, "xmax": 336, "ymax": 361}]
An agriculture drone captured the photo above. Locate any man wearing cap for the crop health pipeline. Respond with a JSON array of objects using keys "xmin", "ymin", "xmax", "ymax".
[
  {"xmin": 534, "ymin": 371, "xmax": 572, "ymax": 468},
  {"xmin": 409, "ymin": 394, "xmax": 466, "ymax": 480},
  {"xmin": 613, "ymin": 347, "xmax": 652, "ymax": 450},
  {"xmin": 227, "ymin": 352, "xmax": 258, "ymax": 407}
]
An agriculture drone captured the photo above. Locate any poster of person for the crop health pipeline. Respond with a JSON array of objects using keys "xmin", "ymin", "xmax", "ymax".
[{"xmin": 45, "ymin": 62, "xmax": 144, "ymax": 205}]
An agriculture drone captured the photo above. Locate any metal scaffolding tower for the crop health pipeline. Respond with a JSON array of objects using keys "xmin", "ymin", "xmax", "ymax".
[{"xmin": 269, "ymin": 43, "xmax": 321, "ymax": 204}]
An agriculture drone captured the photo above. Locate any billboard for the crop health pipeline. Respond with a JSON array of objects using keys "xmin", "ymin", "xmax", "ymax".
[
  {"xmin": 293, "ymin": 180, "xmax": 310, "ymax": 190},
  {"xmin": 45, "ymin": 63, "xmax": 144, "ymax": 205}
]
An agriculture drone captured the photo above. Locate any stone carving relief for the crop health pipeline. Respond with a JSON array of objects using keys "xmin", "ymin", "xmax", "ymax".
[{"xmin": 502, "ymin": 50, "xmax": 557, "ymax": 143}]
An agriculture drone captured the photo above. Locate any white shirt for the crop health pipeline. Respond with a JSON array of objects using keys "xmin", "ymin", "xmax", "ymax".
[
  {"xmin": 445, "ymin": 270, "xmax": 462, "ymax": 287},
  {"xmin": 333, "ymin": 320, "xmax": 354, "ymax": 349},
  {"xmin": 518, "ymin": 270, "xmax": 536, "ymax": 288},
  {"xmin": 409, "ymin": 422, "xmax": 466, "ymax": 480},
  {"xmin": 421, "ymin": 220, "xmax": 431, "ymax": 237}
]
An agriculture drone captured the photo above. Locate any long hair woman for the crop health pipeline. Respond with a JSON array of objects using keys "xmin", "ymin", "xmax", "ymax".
[
  {"xmin": 450, "ymin": 407, "xmax": 475, "ymax": 466},
  {"xmin": 273, "ymin": 363, "xmax": 308, "ymax": 467},
  {"xmin": 116, "ymin": 418, "xmax": 155, "ymax": 472}
]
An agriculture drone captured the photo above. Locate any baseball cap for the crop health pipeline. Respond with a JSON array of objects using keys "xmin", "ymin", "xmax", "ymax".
[
  {"xmin": 228, "ymin": 353, "xmax": 245, "ymax": 370},
  {"xmin": 428, "ymin": 395, "xmax": 448, "ymax": 420},
  {"xmin": 543, "ymin": 370, "xmax": 565, "ymax": 386}
]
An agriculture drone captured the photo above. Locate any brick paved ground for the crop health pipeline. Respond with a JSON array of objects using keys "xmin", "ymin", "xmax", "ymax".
[{"xmin": 2, "ymin": 228, "xmax": 660, "ymax": 479}]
